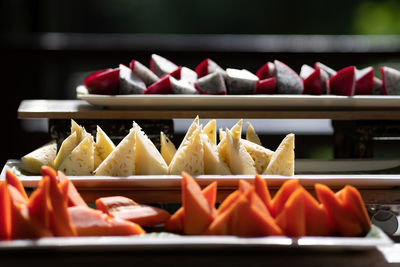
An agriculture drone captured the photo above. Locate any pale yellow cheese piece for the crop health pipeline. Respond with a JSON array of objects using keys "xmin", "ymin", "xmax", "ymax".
[
  {"xmin": 177, "ymin": 116, "xmax": 199, "ymax": 150},
  {"xmin": 53, "ymin": 132, "xmax": 78, "ymax": 169},
  {"xmin": 168, "ymin": 126, "xmax": 204, "ymax": 175},
  {"xmin": 246, "ymin": 121, "xmax": 262, "ymax": 146},
  {"xmin": 133, "ymin": 122, "xmax": 168, "ymax": 175},
  {"xmin": 242, "ymin": 139, "xmax": 273, "ymax": 174},
  {"xmin": 202, "ymin": 119, "xmax": 217, "ymax": 145},
  {"xmin": 217, "ymin": 119, "xmax": 243, "ymax": 165},
  {"xmin": 58, "ymin": 135, "xmax": 94, "ymax": 175},
  {"xmin": 71, "ymin": 119, "xmax": 91, "ymax": 145},
  {"xmin": 224, "ymin": 129, "xmax": 256, "ymax": 175},
  {"xmin": 160, "ymin": 131, "xmax": 176, "ymax": 165},
  {"xmin": 94, "ymin": 129, "xmax": 136, "ymax": 177},
  {"xmin": 94, "ymin": 125, "xmax": 116, "ymax": 169},
  {"xmin": 201, "ymin": 133, "xmax": 231, "ymax": 175},
  {"xmin": 21, "ymin": 140, "xmax": 57, "ymax": 174},
  {"xmin": 263, "ymin": 133, "xmax": 295, "ymax": 176}
]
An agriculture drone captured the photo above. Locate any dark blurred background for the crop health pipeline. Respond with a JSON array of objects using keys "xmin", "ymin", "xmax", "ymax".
[{"xmin": 1, "ymin": 0, "xmax": 400, "ymax": 168}]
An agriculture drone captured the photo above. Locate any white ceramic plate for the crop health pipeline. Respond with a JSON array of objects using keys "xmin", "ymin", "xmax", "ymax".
[{"xmin": 76, "ymin": 85, "xmax": 400, "ymax": 110}]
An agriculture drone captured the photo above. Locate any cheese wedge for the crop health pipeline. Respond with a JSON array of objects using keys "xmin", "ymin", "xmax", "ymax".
[
  {"xmin": 202, "ymin": 119, "xmax": 217, "ymax": 145},
  {"xmin": 177, "ymin": 116, "xmax": 199, "ymax": 150},
  {"xmin": 224, "ymin": 129, "xmax": 256, "ymax": 175},
  {"xmin": 246, "ymin": 121, "xmax": 262, "ymax": 146},
  {"xmin": 133, "ymin": 122, "xmax": 168, "ymax": 175},
  {"xmin": 53, "ymin": 132, "xmax": 78, "ymax": 169},
  {"xmin": 160, "ymin": 131, "xmax": 176, "ymax": 165},
  {"xmin": 21, "ymin": 140, "xmax": 57, "ymax": 174},
  {"xmin": 201, "ymin": 133, "xmax": 231, "ymax": 175},
  {"xmin": 242, "ymin": 139, "xmax": 273, "ymax": 174},
  {"xmin": 94, "ymin": 129, "xmax": 136, "ymax": 177},
  {"xmin": 94, "ymin": 126, "xmax": 116, "ymax": 170},
  {"xmin": 168, "ymin": 126, "xmax": 204, "ymax": 175},
  {"xmin": 71, "ymin": 119, "xmax": 91, "ymax": 145},
  {"xmin": 263, "ymin": 133, "xmax": 295, "ymax": 176},
  {"xmin": 217, "ymin": 119, "xmax": 243, "ymax": 164},
  {"xmin": 58, "ymin": 135, "xmax": 95, "ymax": 175}
]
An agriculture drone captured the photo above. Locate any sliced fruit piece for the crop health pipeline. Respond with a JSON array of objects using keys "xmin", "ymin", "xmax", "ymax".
[
  {"xmin": 145, "ymin": 74, "xmax": 172, "ymax": 94},
  {"xmin": 118, "ymin": 64, "xmax": 146, "ymax": 94},
  {"xmin": 314, "ymin": 62, "xmax": 337, "ymax": 78},
  {"xmin": 170, "ymin": 76, "xmax": 198, "ymax": 94},
  {"xmin": 341, "ymin": 185, "xmax": 371, "ymax": 234},
  {"xmin": 83, "ymin": 68, "xmax": 120, "ymax": 95},
  {"xmin": 381, "ymin": 66, "xmax": 400, "ymax": 95},
  {"xmin": 274, "ymin": 60, "xmax": 303, "ymax": 94},
  {"xmin": 94, "ymin": 128, "xmax": 136, "ymax": 176},
  {"xmin": 195, "ymin": 58, "xmax": 226, "ymax": 78},
  {"xmin": 327, "ymin": 66, "xmax": 356, "ymax": 96},
  {"xmin": 255, "ymin": 77, "xmax": 276, "ymax": 94},
  {"xmin": 269, "ymin": 179, "xmax": 300, "ymax": 217},
  {"xmin": 94, "ymin": 125, "xmax": 115, "ymax": 170},
  {"xmin": 372, "ymin": 77, "xmax": 383, "ymax": 95},
  {"xmin": 68, "ymin": 206, "xmax": 145, "ymax": 236},
  {"xmin": 57, "ymin": 171, "xmax": 88, "ymax": 207},
  {"xmin": 355, "ymin": 67, "xmax": 374, "ymax": 95},
  {"xmin": 133, "ymin": 122, "xmax": 168, "ymax": 175},
  {"xmin": 299, "ymin": 64, "xmax": 315, "ymax": 80},
  {"xmin": 5, "ymin": 169, "xmax": 28, "ymax": 201},
  {"xmin": 256, "ymin": 62, "xmax": 276, "ymax": 80},
  {"xmin": 21, "ymin": 140, "xmax": 57, "ymax": 174},
  {"xmin": 0, "ymin": 181, "xmax": 11, "ymax": 240},
  {"xmin": 53, "ymin": 132, "xmax": 78, "ymax": 170},
  {"xmin": 263, "ymin": 133, "xmax": 295, "ymax": 176},
  {"xmin": 129, "ymin": 59, "xmax": 159, "ymax": 86},
  {"xmin": 150, "ymin": 54, "xmax": 178, "ymax": 77},
  {"xmin": 254, "ymin": 174, "xmax": 272, "ymax": 212},
  {"xmin": 245, "ymin": 121, "xmax": 261, "ymax": 146},
  {"xmin": 7, "ymin": 185, "xmax": 27, "ymax": 205},
  {"xmin": 303, "ymin": 68, "xmax": 324, "ymax": 95},
  {"xmin": 203, "ymin": 119, "xmax": 217, "ymax": 145},
  {"xmin": 27, "ymin": 176, "xmax": 50, "ymax": 231},
  {"xmin": 239, "ymin": 179, "xmax": 252, "ymax": 194},
  {"xmin": 195, "ymin": 72, "xmax": 227, "ymax": 95},
  {"xmin": 242, "ymin": 139, "xmax": 273, "ymax": 174},
  {"xmin": 160, "ymin": 131, "xmax": 176, "ymax": 165},
  {"xmin": 217, "ymin": 190, "xmax": 241, "ymax": 215},
  {"xmin": 170, "ymin": 66, "xmax": 198, "ymax": 85},
  {"xmin": 201, "ymin": 133, "xmax": 231, "ymax": 175},
  {"xmin": 226, "ymin": 68, "xmax": 259, "ymax": 94},
  {"xmin": 224, "ymin": 129, "xmax": 256, "ymax": 175}
]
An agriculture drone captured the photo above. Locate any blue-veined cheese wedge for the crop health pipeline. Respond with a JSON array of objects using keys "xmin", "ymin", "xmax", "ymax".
[
  {"xmin": 21, "ymin": 140, "xmax": 57, "ymax": 174},
  {"xmin": 242, "ymin": 139, "xmax": 273, "ymax": 174},
  {"xmin": 94, "ymin": 125, "xmax": 115, "ymax": 169},
  {"xmin": 201, "ymin": 133, "xmax": 231, "ymax": 175},
  {"xmin": 58, "ymin": 135, "xmax": 94, "ymax": 175},
  {"xmin": 245, "ymin": 121, "xmax": 262, "ymax": 146},
  {"xmin": 133, "ymin": 122, "xmax": 168, "ymax": 175},
  {"xmin": 224, "ymin": 129, "xmax": 256, "ymax": 175},
  {"xmin": 53, "ymin": 132, "xmax": 78, "ymax": 169},
  {"xmin": 94, "ymin": 129, "xmax": 136, "ymax": 177},
  {"xmin": 160, "ymin": 131, "xmax": 176, "ymax": 166},
  {"xmin": 263, "ymin": 133, "xmax": 295, "ymax": 176},
  {"xmin": 202, "ymin": 119, "xmax": 217, "ymax": 145}
]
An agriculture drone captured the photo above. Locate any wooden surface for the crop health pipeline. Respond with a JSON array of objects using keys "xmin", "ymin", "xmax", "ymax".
[{"xmin": 18, "ymin": 99, "xmax": 400, "ymax": 120}]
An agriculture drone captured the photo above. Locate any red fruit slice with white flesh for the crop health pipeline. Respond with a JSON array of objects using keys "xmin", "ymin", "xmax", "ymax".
[
  {"xmin": 314, "ymin": 62, "xmax": 337, "ymax": 78},
  {"xmin": 381, "ymin": 66, "xmax": 400, "ymax": 95},
  {"xmin": 119, "ymin": 64, "xmax": 146, "ymax": 94},
  {"xmin": 226, "ymin": 68, "xmax": 259, "ymax": 94},
  {"xmin": 255, "ymin": 77, "xmax": 276, "ymax": 94},
  {"xmin": 299, "ymin": 64, "xmax": 315, "ymax": 80},
  {"xmin": 195, "ymin": 72, "xmax": 227, "ymax": 95},
  {"xmin": 145, "ymin": 75, "xmax": 172, "ymax": 94},
  {"xmin": 83, "ymin": 68, "xmax": 120, "ymax": 95},
  {"xmin": 130, "ymin": 60, "xmax": 159, "ymax": 86},
  {"xmin": 328, "ymin": 66, "xmax": 356, "ymax": 96},
  {"xmin": 170, "ymin": 66, "xmax": 198, "ymax": 84},
  {"xmin": 372, "ymin": 77, "xmax": 383, "ymax": 95},
  {"xmin": 195, "ymin": 58, "xmax": 226, "ymax": 78},
  {"xmin": 274, "ymin": 60, "xmax": 303, "ymax": 94},
  {"xmin": 303, "ymin": 68, "xmax": 323, "ymax": 95},
  {"xmin": 355, "ymin": 67, "xmax": 374, "ymax": 95},
  {"xmin": 170, "ymin": 76, "xmax": 198, "ymax": 94},
  {"xmin": 150, "ymin": 54, "xmax": 178, "ymax": 77},
  {"xmin": 256, "ymin": 62, "xmax": 276, "ymax": 80}
]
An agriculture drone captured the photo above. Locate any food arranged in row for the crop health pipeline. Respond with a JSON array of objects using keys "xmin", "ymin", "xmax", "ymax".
[
  {"xmin": 83, "ymin": 53, "xmax": 400, "ymax": 96},
  {"xmin": 0, "ymin": 167, "xmax": 371, "ymax": 240},
  {"xmin": 21, "ymin": 117, "xmax": 295, "ymax": 176}
]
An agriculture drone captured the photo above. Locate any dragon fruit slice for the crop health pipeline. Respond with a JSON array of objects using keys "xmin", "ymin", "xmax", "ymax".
[
  {"xmin": 274, "ymin": 60, "xmax": 303, "ymax": 94},
  {"xmin": 256, "ymin": 62, "xmax": 276, "ymax": 80},
  {"xmin": 355, "ymin": 67, "xmax": 374, "ymax": 95},
  {"xmin": 381, "ymin": 66, "xmax": 400, "ymax": 95},
  {"xmin": 255, "ymin": 77, "xmax": 276, "ymax": 94},
  {"xmin": 118, "ymin": 64, "xmax": 146, "ymax": 94},
  {"xmin": 226, "ymin": 68, "xmax": 259, "ymax": 94},
  {"xmin": 195, "ymin": 58, "xmax": 226, "ymax": 79},
  {"xmin": 195, "ymin": 72, "xmax": 227, "ymax": 95},
  {"xmin": 150, "ymin": 54, "xmax": 178, "ymax": 77},
  {"xmin": 83, "ymin": 68, "xmax": 120, "ymax": 95},
  {"xmin": 129, "ymin": 60, "xmax": 159, "ymax": 87},
  {"xmin": 327, "ymin": 66, "xmax": 356, "ymax": 96}
]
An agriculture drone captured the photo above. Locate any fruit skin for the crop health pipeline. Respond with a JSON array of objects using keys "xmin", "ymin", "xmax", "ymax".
[
  {"xmin": 84, "ymin": 68, "xmax": 120, "ymax": 95},
  {"xmin": 355, "ymin": 67, "xmax": 374, "ymax": 95},
  {"xmin": 255, "ymin": 78, "xmax": 276, "ymax": 94},
  {"xmin": 256, "ymin": 62, "xmax": 276, "ymax": 80},
  {"xmin": 274, "ymin": 60, "xmax": 303, "ymax": 94},
  {"xmin": 145, "ymin": 75, "xmax": 172, "ymax": 94},
  {"xmin": 195, "ymin": 58, "xmax": 226, "ymax": 79},
  {"xmin": 327, "ymin": 66, "xmax": 356, "ymax": 96},
  {"xmin": 303, "ymin": 68, "xmax": 323, "ymax": 95}
]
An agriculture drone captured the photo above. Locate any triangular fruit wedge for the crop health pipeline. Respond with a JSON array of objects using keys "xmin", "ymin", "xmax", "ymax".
[
  {"xmin": 255, "ymin": 77, "xmax": 276, "ymax": 94},
  {"xmin": 94, "ymin": 128, "xmax": 136, "ymax": 176},
  {"xmin": 21, "ymin": 140, "xmax": 57, "ymax": 174},
  {"xmin": 242, "ymin": 139, "xmax": 273, "ymax": 174},
  {"xmin": 217, "ymin": 190, "xmax": 241, "ymax": 216},
  {"xmin": 130, "ymin": 59, "xmax": 159, "ymax": 87},
  {"xmin": 254, "ymin": 174, "xmax": 272, "ymax": 213},
  {"xmin": 327, "ymin": 66, "xmax": 356, "ymax": 96},
  {"xmin": 5, "ymin": 169, "xmax": 28, "ymax": 201},
  {"xmin": 299, "ymin": 64, "xmax": 315, "ymax": 80},
  {"xmin": 303, "ymin": 68, "xmax": 324, "ymax": 95},
  {"xmin": 381, "ymin": 66, "xmax": 400, "ymax": 95},
  {"xmin": 133, "ymin": 122, "xmax": 168, "ymax": 175},
  {"xmin": 195, "ymin": 72, "xmax": 227, "ymax": 95},
  {"xmin": 245, "ymin": 121, "xmax": 262, "ymax": 146},
  {"xmin": 0, "ymin": 181, "xmax": 11, "ymax": 240},
  {"xmin": 160, "ymin": 131, "xmax": 176, "ymax": 165},
  {"xmin": 355, "ymin": 67, "xmax": 374, "ymax": 95},
  {"xmin": 224, "ymin": 129, "xmax": 256, "ymax": 175},
  {"xmin": 226, "ymin": 68, "xmax": 259, "ymax": 94},
  {"xmin": 239, "ymin": 180, "xmax": 252, "ymax": 194},
  {"xmin": 7, "ymin": 185, "xmax": 27, "ymax": 205},
  {"xmin": 95, "ymin": 196, "xmax": 170, "ymax": 227},
  {"xmin": 195, "ymin": 58, "xmax": 226, "ymax": 78},
  {"xmin": 256, "ymin": 62, "xmax": 276, "ymax": 80},
  {"xmin": 170, "ymin": 66, "xmax": 197, "ymax": 84},
  {"xmin": 269, "ymin": 179, "xmax": 300, "ymax": 217},
  {"xmin": 94, "ymin": 125, "xmax": 115, "ymax": 170},
  {"xmin": 53, "ymin": 132, "xmax": 78, "ymax": 170},
  {"xmin": 373, "ymin": 77, "xmax": 383, "ymax": 95},
  {"xmin": 315, "ymin": 184, "xmax": 363, "ymax": 237},
  {"xmin": 57, "ymin": 171, "xmax": 88, "ymax": 207},
  {"xmin": 169, "ymin": 76, "xmax": 198, "ymax": 94},
  {"xmin": 83, "ymin": 68, "xmax": 120, "ymax": 95},
  {"xmin": 150, "ymin": 54, "xmax": 178, "ymax": 77},
  {"xmin": 119, "ymin": 64, "xmax": 146, "ymax": 94},
  {"xmin": 201, "ymin": 133, "xmax": 231, "ymax": 175},
  {"xmin": 274, "ymin": 60, "xmax": 303, "ymax": 94},
  {"xmin": 181, "ymin": 172, "xmax": 215, "ymax": 235},
  {"xmin": 145, "ymin": 74, "xmax": 172, "ymax": 94},
  {"xmin": 314, "ymin": 62, "xmax": 337, "ymax": 78},
  {"xmin": 263, "ymin": 133, "xmax": 295, "ymax": 176},
  {"xmin": 275, "ymin": 188, "xmax": 306, "ymax": 237},
  {"xmin": 27, "ymin": 176, "xmax": 51, "ymax": 231},
  {"xmin": 203, "ymin": 119, "xmax": 217, "ymax": 145},
  {"xmin": 68, "ymin": 206, "xmax": 145, "ymax": 236}
]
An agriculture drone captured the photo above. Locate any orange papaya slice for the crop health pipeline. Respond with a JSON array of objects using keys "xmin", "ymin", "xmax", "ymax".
[
  {"xmin": 341, "ymin": 185, "xmax": 371, "ymax": 234},
  {"xmin": 7, "ymin": 184, "xmax": 27, "ymax": 205},
  {"xmin": 254, "ymin": 174, "xmax": 272, "ymax": 213},
  {"xmin": 27, "ymin": 176, "xmax": 51, "ymax": 231},
  {"xmin": 270, "ymin": 179, "xmax": 300, "ymax": 217},
  {"xmin": 5, "ymin": 169, "xmax": 28, "ymax": 201},
  {"xmin": 57, "ymin": 171, "xmax": 88, "ymax": 207},
  {"xmin": 0, "ymin": 181, "xmax": 11, "ymax": 240},
  {"xmin": 239, "ymin": 180, "xmax": 252, "ymax": 194},
  {"xmin": 217, "ymin": 190, "xmax": 241, "ymax": 216}
]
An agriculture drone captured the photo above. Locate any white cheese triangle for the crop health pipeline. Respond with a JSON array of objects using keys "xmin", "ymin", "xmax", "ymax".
[
  {"xmin": 177, "ymin": 116, "xmax": 199, "ymax": 150},
  {"xmin": 160, "ymin": 131, "xmax": 176, "ymax": 165},
  {"xmin": 224, "ymin": 129, "xmax": 256, "ymax": 175},
  {"xmin": 217, "ymin": 119, "xmax": 243, "ymax": 165},
  {"xmin": 201, "ymin": 133, "xmax": 231, "ymax": 175},
  {"xmin": 94, "ymin": 129, "xmax": 136, "ymax": 177},
  {"xmin": 71, "ymin": 119, "xmax": 91, "ymax": 145},
  {"xmin": 53, "ymin": 132, "xmax": 78, "ymax": 169},
  {"xmin": 94, "ymin": 126, "xmax": 115, "ymax": 170},
  {"xmin": 242, "ymin": 139, "xmax": 273, "ymax": 174},
  {"xmin": 246, "ymin": 121, "xmax": 262, "ymax": 146},
  {"xmin": 21, "ymin": 140, "xmax": 57, "ymax": 174},
  {"xmin": 263, "ymin": 133, "xmax": 295, "ymax": 176},
  {"xmin": 202, "ymin": 119, "xmax": 217, "ymax": 145},
  {"xmin": 133, "ymin": 122, "xmax": 168, "ymax": 175},
  {"xmin": 58, "ymin": 135, "xmax": 94, "ymax": 175}
]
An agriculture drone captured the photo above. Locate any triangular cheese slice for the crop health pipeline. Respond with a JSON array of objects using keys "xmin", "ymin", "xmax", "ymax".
[
  {"xmin": 71, "ymin": 119, "xmax": 91, "ymax": 145},
  {"xmin": 94, "ymin": 126, "xmax": 115, "ymax": 169},
  {"xmin": 168, "ymin": 126, "xmax": 204, "ymax": 175},
  {"xmin": 53, "ymin": 132, "xmax": 78, "ymax": 169},
  {"xmin": 242, "ymin": 139, "xmax": 273, "ymax": 174},
  {"xmin": 246, "ymin": 121, "xmax": 262, "ymax": 146},
  {"xmin": 217, "ymin": 119, "xmax": 243, "ymax": 165},
  {"xmin": 21, "ymin": 140, "xmax": 57, "ymax": 174},
  {"xmin": 202, "ymin": 119, "xmax": 217, "ymax": 145},
  {"xmin": 201, "ymin": 133, "xmax": 231, "ymax": 175},
  {"xmin": 263, "ymin": 133, "xmax": 295, "ymax": 176},
  {"xmin": 133, "ymin": 122, "xmax": 168, "ymax": 175},
  {"xmin": 224, "ymin": 129, "xmax": 256, "ymax": 175},
  {"xmin": 160, "ymin": 131, "xmax": 176, "ymax": 165},
  {"xmin": 58, "ymin": 135, "xmax": 95, "ymax": 175},
  {"xmin": 94, "ymin": 129, "xmax": 136, "ymax": 177},
  {"xmin": 177, "ymin": 116, "xmax": 199, "ymax": 150}
]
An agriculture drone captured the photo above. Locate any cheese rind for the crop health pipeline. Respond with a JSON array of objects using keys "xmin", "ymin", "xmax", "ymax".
[
  {"xmin": 263, "ymin": 133, "xmax": 295, "ymax": 176},
  {"xmin": 21, "ymin": 140, "xmax": 57, "ymax": 174}
]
